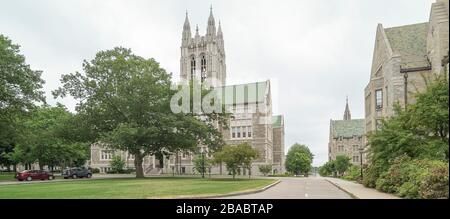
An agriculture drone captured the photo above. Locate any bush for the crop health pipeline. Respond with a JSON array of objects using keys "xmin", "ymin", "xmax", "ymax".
[
  {"xmin": 343, "ymin": 165, "xmax": 361, "ymax": 181},
  {"xmin": 91, "ymin": 168, "xmax": 100, "ymax": 174},
  {"xmin": 374, "ymin": 156, "xmax": 448, "ymax": 198},
  {"xmin": 110, "ymin": 155, "xmax": 125, "ymax": 173},
  {"xmin": 258, "ymin": 165, "xmax": 272, "ymax": 176},
  {"xmin": 419, "ymin": 164, "xmax": 449, "ymax": 199},
  {"xmin": 363, "ymin": 161, "xmax": 386, "ymax": 188}
]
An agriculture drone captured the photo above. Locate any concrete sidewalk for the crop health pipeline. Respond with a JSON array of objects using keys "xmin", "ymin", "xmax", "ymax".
[{"xmin": 324, "ymin": 177, "xmax": 400, "ymax": 199}]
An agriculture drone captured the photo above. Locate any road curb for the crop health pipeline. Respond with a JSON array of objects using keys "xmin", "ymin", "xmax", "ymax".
[
  {"xmin": 151, "ymin": 179, "xmax": 281, "ymax": 199},
  {"xmin": 325, "ymin": 179, "xmax": 359, "ymax": 199}
]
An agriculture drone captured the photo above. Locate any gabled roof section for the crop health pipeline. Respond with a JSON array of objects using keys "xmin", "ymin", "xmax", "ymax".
[
  {"xmin": 384, "ymin": 22, "xmax": 430, "ymax": 69},
  {"xmin": 330, "ymin": 119, "xmax": 365, "ymax": 138}
]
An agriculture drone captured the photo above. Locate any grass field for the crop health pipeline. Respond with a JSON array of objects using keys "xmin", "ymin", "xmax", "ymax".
[
  {"xmin": 0, "ymin": 173, "xmax": 15, "ymax": 181},
  {"xmin": 0, "ymin": 177, "xmax": 275, "ymax": 199}
]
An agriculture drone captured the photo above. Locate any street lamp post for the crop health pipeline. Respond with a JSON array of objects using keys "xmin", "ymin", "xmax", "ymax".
[{"xmin": 359, "ymin": 147, "xmax": 364, "ymax": 180}]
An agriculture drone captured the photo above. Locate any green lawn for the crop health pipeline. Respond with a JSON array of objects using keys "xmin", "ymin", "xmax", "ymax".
[
  {"xmin": 0, "ymin": 177, "xmax": 275, "ymax": 199},
  {"xmin": 0, "ymin": 173, "xmax": 15, "ymax": 181}
]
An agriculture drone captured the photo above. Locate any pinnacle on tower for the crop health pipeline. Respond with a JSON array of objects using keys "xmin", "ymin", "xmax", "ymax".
[
  {"xmin": 343, "ymin": 96, "xmax": 351, "ymax": 120},
  {"xmin": 206, "ymin": 5, "xmax": 216, "ymax": 39},
  {"xmin": 182, "ymin": 10, "xmax": 191, "ymax": 44},
  {"xmin": 217, "ymin": 20, "xmax": 223, "ymax": 38}
]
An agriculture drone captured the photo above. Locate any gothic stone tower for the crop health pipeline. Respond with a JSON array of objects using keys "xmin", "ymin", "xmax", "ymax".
[{"xmin": 180, "ymin": 7, "xmax": 226, "ymax": 87}]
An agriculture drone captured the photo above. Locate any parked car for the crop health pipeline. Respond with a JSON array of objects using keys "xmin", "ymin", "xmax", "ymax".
[
  {"xmin": 16, "ymin": 170, "xmax": 54, "ymax": 181},
  {"xmin": 62, "ymin": 167, "xmax": 92, "ymax": 179}
]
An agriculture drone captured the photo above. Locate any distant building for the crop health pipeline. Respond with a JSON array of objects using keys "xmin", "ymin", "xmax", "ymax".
[
  {"xmin": 89, "ymin": 8, "xmax": 285, "ymax": 175},
  {"xmin": 328, "ymin": 98, "xmax": 365, "ymax": 166}
]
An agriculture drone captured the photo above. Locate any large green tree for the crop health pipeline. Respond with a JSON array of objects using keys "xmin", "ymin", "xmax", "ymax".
[
  {"xmin": 285, "ymin": 143, "xmax": 314, "ymax": 176},
  {"xmin": 11, "ymin": 104, "xmax": 89, "ymax": 170},
  {"xmin": 215, "ymin": 143, "xmax": 258, "ymax": 179},
  {"xmin": 54, "ymin": 47, "xmax": 228, "ymax": 178},
  {"xmin": 0, "ymin": 34, "xmax": 45, "ymax": 170}
]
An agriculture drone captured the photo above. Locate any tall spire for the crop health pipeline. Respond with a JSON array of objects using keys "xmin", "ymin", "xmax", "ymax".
[
  {"xmin": 217, "ymin": 21, "xmax": 223, "ymax": 38},
  {"xmin": 343, "ymin": 96, "xmax": 351, "ymax": 120},
  {"xmin": 206, "ymin": 5, "xmax": 216, "ymax": 39},
  {"xmin": 182, "ymin": 10, "xmax": 191, "ymax": 45},
  {"xmin": 195, "ymin": 25, "xmax": 200, "ymax": 38}
]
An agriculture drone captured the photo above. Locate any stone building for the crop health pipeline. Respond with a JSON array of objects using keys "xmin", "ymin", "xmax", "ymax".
[
  {"xmin": 364, "ymin": 0, "xmax": 449, "ymax": 135},
  {"xmin": 89, "ymin": 8, "xmax": 285, "ymax": 175},
  {"xmin": 328, "ymin": 99, "xmax": 365, "ymax": 166}
]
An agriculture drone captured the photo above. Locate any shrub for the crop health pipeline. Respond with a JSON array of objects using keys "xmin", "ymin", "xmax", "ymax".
[
  {"xmin": 110, "ymin": 155, "xmax": 125, "ymax": 174},
  {"xmin": 363, "ymin": 161, "xmax": 386, "ymax": 188},
  {"xmin": 258, "ymin": 165, "xmax": 272, "ymax": 176},
  {"xmin": 419, "ymin": 164, "xmax": 449, "ymax": 199},
  {"xmin": 91, "ymin": 168, "xmax": 100, "ymax": 174},
  {"xmin": 374, "ymin": 156, "xmax": 448, "ymax": 198},
  {"xmin": 343, "ymin": 165, "xmax": 361, "ymax": 181}
]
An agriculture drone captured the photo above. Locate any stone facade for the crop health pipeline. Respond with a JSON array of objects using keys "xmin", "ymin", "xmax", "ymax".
[
  {"xmin": 365, "ymin": 0, "xmax": 449, "ymax": 136},
  {"xmin": 328, "ymin": 99, "xmax": 365, "ymax": 166},
  {"xmin": 89, "ymin": 8, "xmax": 285, "ymax": 176}
]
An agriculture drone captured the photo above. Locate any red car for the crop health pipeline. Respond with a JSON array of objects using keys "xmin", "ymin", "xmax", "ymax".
[{"xmin": 16, "ymin": 170, "xmax": 55, "ymax": 181}]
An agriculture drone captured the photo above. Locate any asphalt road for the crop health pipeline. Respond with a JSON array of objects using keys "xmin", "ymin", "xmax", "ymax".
[{"xmin": 220, "ymin": 177, "xmax": 352, "ymax": 199}]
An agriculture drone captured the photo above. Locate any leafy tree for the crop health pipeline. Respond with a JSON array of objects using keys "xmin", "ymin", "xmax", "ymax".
[
  {"xmin": 217, "ymin": 143, "xmax": 258, "ymax": 179},
  {"xmin": 54, "ymin": 47, "xmax": 228, "ymax": 178},
  {"xmin": 365, "ymin": 77, "xmax": 449, "ymax": 188},
  {"xmin": 13, "ymin": 105, "xmax": 89, "ymax": 170},
  {"xmin": 110, "ymin": 155, "xmax": 125, "ymax": 173},
  {"xmin": 0, "ymin": 34, "xmax": 45, "ymax": 170},
  {"xmin": 319, "ymin": 161, "xmax": 336, "ymax": 177},
  {"xmin": 334, "ymin": 155, "xmax": 351, "ymax": 176},
  {"xmin": 193, "ymin": 153, "xmax": 213, "ymax": 177},
  {"xmin": 285, "ymin": 143, "xmax": 313, "ymax": 176},
  {"xmin": 258, "ymin": 164, "xmax": 272, "ymax": 176}
]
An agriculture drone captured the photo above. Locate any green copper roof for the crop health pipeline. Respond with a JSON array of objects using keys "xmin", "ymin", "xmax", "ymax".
[
  {"xmin": 272, "ymin": 115, "xmax": 283, "ymax": 128},
  {"xmin": 215, "ymin": 81, "xmax": 268, "ymax": 105},
  {"xmin": 330, "ymin": 119, "xmax": 365, "ymax": 138},
  {"xmin": 384, "ymin": 22, "xmax": 430, "ymax": 69}
]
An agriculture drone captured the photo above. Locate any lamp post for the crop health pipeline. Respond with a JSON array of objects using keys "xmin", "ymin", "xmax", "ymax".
[{"xmin": 359, "ymin": 147, "xmax": 364, "ymax": 180}]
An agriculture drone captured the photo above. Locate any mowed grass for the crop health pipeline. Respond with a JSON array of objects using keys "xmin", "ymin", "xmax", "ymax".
[
  {"xmin": 0, "ymin": 177, "xmax": 275, "ymax": 199},
  {"xmin": 0, "ymin": 173, "xmax": 15, "ymax": 181}
]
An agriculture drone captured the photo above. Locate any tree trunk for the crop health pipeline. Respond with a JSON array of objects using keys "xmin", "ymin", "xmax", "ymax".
[
  {"xmin": 219, "ymin": 162, "xmax": 222, "ymax": 175},
  {"xmin": 134, "ymin": 154, "xmax": 144, "ymax": 178}
]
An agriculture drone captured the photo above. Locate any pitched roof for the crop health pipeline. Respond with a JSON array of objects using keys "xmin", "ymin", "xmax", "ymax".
[
  {"xmin": 384, "ymin": 22, "xmax": 430, "ymax": 69},
  {"xmin": 272, "ymin": 115, "xmax": 283, "ymax": 128},
  {"xmin": 215, "ymin": 81, "xmax": 269, "ymax": 105},
  {"xmin": 330, "ymin": 119, "xmax": 365, "ymax": 138}
]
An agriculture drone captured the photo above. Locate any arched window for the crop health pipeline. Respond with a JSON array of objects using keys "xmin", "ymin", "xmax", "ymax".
[
  {"xmin": 201, "ymin": 55, "xmax": 207, "ymax": 82},
  {"xmin": 190, "ymin": 56, "xmax": 196, "ymax": 80}
]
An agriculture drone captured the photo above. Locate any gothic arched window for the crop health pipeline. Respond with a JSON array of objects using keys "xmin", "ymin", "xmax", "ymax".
[
  {"xmin": 190, "ymin": 56, "xmax": 196, "ymax": 80},
  {"xmin": 201, "ymin": 55, "xmax": 207, "ymax": 82}
]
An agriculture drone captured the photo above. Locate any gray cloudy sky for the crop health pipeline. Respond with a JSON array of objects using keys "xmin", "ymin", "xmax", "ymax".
[{"xmin": 0, "ymin": 0, "xmax": 435, "ymax": 166}]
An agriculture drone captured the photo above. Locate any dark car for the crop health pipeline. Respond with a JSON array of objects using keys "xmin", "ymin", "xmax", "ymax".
[
  {"xmin": 62, "ymin": 167, "xmax": 92, "ymax": 179},
  {"xmin": 16, "ymin": 170, "xmax": 54, "ymax": 181}
]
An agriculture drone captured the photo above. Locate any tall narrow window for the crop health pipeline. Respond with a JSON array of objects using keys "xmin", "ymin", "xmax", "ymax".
[
  {"xmin": 232, "ymin": 127, "xmax": 236, "ymax": 138},
  {"xmin": 375, "ymin": 89, "xmax": 383, "ymax": 109},
  {"xmin": 201, "ymin": 55, "xmax": 207, "ymax": 82},
  {"xmin": 247, "ymin": 126, "xmax": 252, "ymax": 138},
  {"xmin": 242, "ymin": 126, "xmax": 247, "ymax": 138},
  {"xmin": 190, "ymin": 56, "xmax": 196, "ymax": 80},
  {"xmin": 237, "ymin": 127, "xmax": 241, "ymax": 138}
]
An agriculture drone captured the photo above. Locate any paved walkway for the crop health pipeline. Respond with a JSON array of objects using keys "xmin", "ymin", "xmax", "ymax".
[
  {"xmin": 324, "ymin": 177, "xmax": 400, "ymax": 199},
  {"xmin": 220, "ymin": 177, "xmax": 352, "ymax": 199}
]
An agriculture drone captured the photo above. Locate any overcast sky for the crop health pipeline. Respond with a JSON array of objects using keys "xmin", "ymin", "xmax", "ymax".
[{"xmin": 1, "ymin": 0, "xmax": 435, "ymax": 166}]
